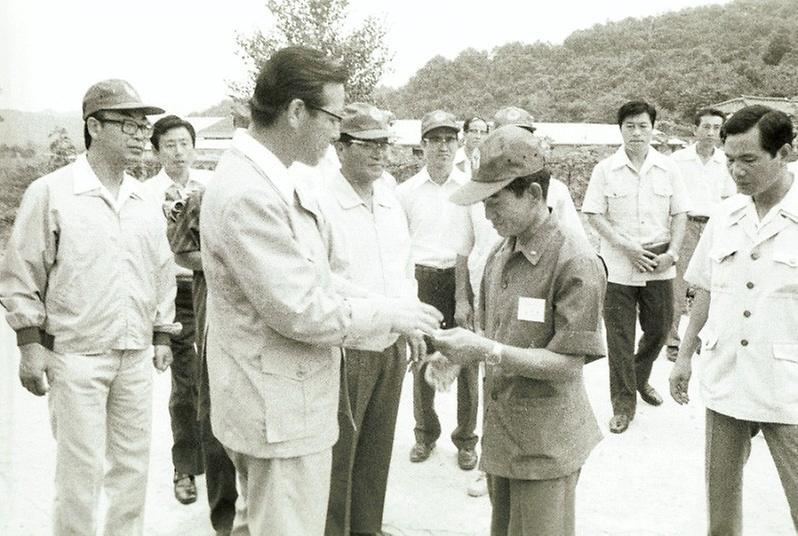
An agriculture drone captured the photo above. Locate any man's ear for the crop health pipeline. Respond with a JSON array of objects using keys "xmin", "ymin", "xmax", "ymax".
[
  {"xmin": 777, "ymin": 143, "xmax": 792, "ymax": 162},
  {"xmin": 284, "ymin": 98, "xmax": 305, "ymax": 129},
  {"xmin": 528, "ymin": 181, "xmax": 544, "ymax": 201}
]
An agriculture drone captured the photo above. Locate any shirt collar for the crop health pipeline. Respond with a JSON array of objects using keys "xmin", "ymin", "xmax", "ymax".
[
  {"xmin": 329, "ymin": 171, "xmax": 394, "ymax": 210},
  {"xmin": 72, "ymin": 153, "xmax": 144, "ymax": 200},
  {"xmin": 231, "ymin": 128, "xmax": 292, "ymax": 204},
  {"xmin": 685, "ymin": 143, "xmax": 725, "ymax": 164},
  {"xmin": 152, "ymin": 167, "xmax": 207, "ymax": 192},
  {"xmin": 608, "ymin": 145, "xmax": 669, "ymax": 173},
  {"xmin": 511, "ymin": 214, "xmax": 559, "ymax": 266},
  {"xmin": 726, "ymin": 175, "xmax": 798, "ymax": 225}
]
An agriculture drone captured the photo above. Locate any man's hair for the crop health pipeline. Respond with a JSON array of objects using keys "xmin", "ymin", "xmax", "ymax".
[
  {"xmin": 150, "ymin": 115, "xmax": 196, "ymax": 151},
  {"xmin": 617, "ymin": 100, "xmax": 657, "ymax": 128},
  {"xmin": 503, "ymin": 168, "xmax": 551, "ymax": 201},
  {"xmin": 249, "ymin": 46, "xmax": 348, "ymax": 128},
  {"xmin": 463, "ymin": 116, "xmax": 487, "ymax": 133},
  {"xmin": 693, "ymin": 107, "xmax": 726, "ymax": 127},
  {"xmin": 721, "ymin": 105, "xmax": 794, "ymax": 157}
]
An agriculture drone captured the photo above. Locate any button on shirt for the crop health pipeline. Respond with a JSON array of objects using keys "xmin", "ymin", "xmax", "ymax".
[
  {"xmin": 582, "ymin": 146, "xmax": 691, "ymax": 285},
  {"xmin": 479, "ymin": 215, "xmax": 605, "ymax": 480},
  {"xmin": 685, "ymin": 179, "xmax": 798, "ymax": 424},
  {"xmin": 0, "ymin": 154, "xmax": 179, "ymax": 354},
  {"xmin": 317, "ymin": 171, "xmax": 417, "ymax": 351},
  {"xmin": 396, "ymin": 166, "xmax": 470, "ymax": 269},
  {"xmin": 670, "ymin": 144, "xmax": 736, "ymax": 218}
]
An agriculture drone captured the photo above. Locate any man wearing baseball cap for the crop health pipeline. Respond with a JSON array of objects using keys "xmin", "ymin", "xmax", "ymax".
[
  {"xmin": 319, "ymin": 102, "xmax": 423, "ymax": 536},
  {"xmin": 396, "ymin": 110, "xmax": 480, "ymax": 470},
  {"xmin": 434, "ymin": 126, "xmax": 605, "ymax": 535},
  {"xmin": 0, "ymin": 79, "xmax": 179, "ymax": 535}
]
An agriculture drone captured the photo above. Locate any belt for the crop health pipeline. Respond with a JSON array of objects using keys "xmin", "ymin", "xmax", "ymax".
[
  {"xmin": 688, "ymin": 214, "xmax": 709, "ymax": 223},
  {"xmin": 414, "ymin": 264, "xmax": 455, "ymax": 274}
]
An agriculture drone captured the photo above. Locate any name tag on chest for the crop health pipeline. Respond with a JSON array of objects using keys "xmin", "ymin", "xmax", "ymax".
[{"xmin": 517, "ymin": 297, "xmax": 546, "ymax": 322}]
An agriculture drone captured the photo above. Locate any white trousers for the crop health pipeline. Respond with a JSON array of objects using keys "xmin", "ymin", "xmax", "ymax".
[{"xmin": 47, "ymin": 348, "xmax": 153, "ymax": 536}]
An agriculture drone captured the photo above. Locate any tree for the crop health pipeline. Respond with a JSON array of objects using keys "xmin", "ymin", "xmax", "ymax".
[
  {"xmin": 232, "ymin": 0, "xmax": 391, "ymax": 102},
  {"xmin": 47, "ymin": 127, "xmax": 77, "ymax": 170}
]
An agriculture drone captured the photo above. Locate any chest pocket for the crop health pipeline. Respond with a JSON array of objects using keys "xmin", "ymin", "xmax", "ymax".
[
  {"xmin": 606, "ymin": 177, "xmax": 633, "ymax": 214},
  {"xmin": 709, "ymin": 242, "xmax": 741, "ymax": 292}
]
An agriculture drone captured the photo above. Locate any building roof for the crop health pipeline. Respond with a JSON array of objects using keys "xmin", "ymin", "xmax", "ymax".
[{"xmin": 712, "ymin": 95, "xmax": 798, "ymax": 116}]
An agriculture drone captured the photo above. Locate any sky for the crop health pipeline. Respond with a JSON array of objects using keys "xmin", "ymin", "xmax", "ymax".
[{"xmin": 1, "ymin": 0, "xmax": 732, "ymax": 115}]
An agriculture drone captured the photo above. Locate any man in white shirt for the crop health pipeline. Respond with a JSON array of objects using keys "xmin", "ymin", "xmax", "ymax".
[
  {"xmin": 582, "ymin": 100, "xmax": 690, "ymax": 434},
  {"xmin": 670, "ymin": 105, "xmax": 798, "ymax": 534},
  {"xmin": 665, "ymin": 108, "xmax": 736, "ymax": 361},
  {"xmin": 455, "ymin": 116, "xmax": 489, "ymax": 178},
  {"xmin": 397, "ymin": 110, "xmax": 479, "ymax": 470},
  {"xmin": 144, "ymin": 115, "xmax": 212, "ymax": 505},
  {"xmin": 320, "ymin": 102, "xmax": 423, "ymax": 536}
]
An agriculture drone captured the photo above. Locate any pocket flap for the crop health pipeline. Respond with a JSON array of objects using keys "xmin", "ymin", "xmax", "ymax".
[
  {"xmin": 773, "ymin": 251, "xmax": 798, "ymax": 268},
  {"xmin": 773, "ymin": 343, "xmax": 798, "ymax": 363},
  {"xmin": 710, "ymin": 245, "xmax": 739, "ymax": 263}
]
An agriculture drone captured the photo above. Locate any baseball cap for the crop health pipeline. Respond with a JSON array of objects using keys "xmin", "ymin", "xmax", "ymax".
[
  {"xmin": 450, "ymin": 126, "xmax": 546, "ymax": 205},
  {"xmin": 340, "ymin": 102, "xmax": 392, "ymax": 140},
  {"xmin": 493, "ymin": 106, "xmax": 536, "ymax": 132},
  {"xmin": 82, "ymin": 79, "xmax": 164, "ymax": 120},
  {"xmin": 421, "ymin": 110, "xmax": 459, "ymax": 138}
]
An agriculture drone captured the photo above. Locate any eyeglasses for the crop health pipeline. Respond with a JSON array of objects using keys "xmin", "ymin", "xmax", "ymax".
[
  {"xmin": 423, "ymin": 135, "xmax": 458, "ymax": 146},
  {"xmin": 347, "ymin": 139, "xmax": 391, "ymax": 151},
  {"xmin": 98, "ymin": 117, "xmax": 153, "ymax": 137},
  {"xmin": 306, "ymin": 103, "xmax": 343, "ymax": 122}
]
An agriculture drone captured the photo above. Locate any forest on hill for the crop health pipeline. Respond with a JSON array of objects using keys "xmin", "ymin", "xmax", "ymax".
[{"xmin": 375, "ymin": 0, "xmax": 798, "ymax": 126}]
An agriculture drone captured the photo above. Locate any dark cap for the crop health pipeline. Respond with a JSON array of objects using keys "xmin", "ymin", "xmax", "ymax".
[
  {"xmin": 450, "ymin": 126, "xmax": 546, "ymax": 205},
  {"xmin": 493, "ymin": 106, "xmax": 536, "ymax": 132},
  {"xmin": 340, "ymin": 102, "xmax": 392, "ymax": 139},
  {"xmin": 82, "ymin": 79, "xmax": 164, "ymax": 120},
  {"xmin": 421, "ymin": 110, "xmax": 459, "ymax": 138}
]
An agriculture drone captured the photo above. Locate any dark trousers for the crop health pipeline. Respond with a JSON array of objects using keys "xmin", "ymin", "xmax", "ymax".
[
  {"xmin": 194, "ymin": 273, "xmax": 238, "ymax": 533},
  {"xmin": 488, "ymin": 471, "xmax": 580, "ymax": 536},
  {"xmin": 605, "ymin": 280, "xmax": 673, "ymax": 418},
  {"xmin": 705, "ymin": 409, "xmax": 798, "ymax": 535},
  {"xmin": 412, "ymin": 266, "xmax": 479, "ymax": 450},
  {"xmin": 325, "ymin": 343, "xmax": 406, "ymax": 536},
  {"xmin": 169, "ymin": 279, "xmax": 203, "ymax": 475}
]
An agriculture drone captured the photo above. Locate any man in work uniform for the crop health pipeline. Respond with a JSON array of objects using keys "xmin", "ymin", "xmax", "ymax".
[{"xmin": 435, "ymin": 126, "xmax": 606, "ymax": 535}]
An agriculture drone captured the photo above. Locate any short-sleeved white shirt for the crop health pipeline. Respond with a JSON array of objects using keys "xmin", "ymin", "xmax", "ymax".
[
  {"xmin": 685, "ymin": 179, "xmax": 798, "ymax": 424},
  {"xmin": 670, "ymin": 144, "xmax": 736, "ymax": 218},
  {"xmin": 582, "ymin": 146, "xmax": 691, "ymax": 286}
]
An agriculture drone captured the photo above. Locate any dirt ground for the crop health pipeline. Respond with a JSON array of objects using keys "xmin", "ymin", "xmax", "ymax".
[{"xmin": 1, "ymin": 317, "xmax": 795, "ymax": 535}]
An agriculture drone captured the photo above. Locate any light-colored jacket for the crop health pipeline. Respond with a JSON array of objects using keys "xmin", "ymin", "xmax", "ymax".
[{"xmin": 200, "ymin": 139, "xmax": 395, "ymax": 459}]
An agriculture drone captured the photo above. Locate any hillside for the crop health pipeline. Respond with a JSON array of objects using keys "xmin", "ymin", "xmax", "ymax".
[
  {"xmin": 0, "ymin": 110, "xmax": 83, "ymax": 149},
  {"xmin": 377, "ymin": 0, "xmax": 798, "ymax": 124}
]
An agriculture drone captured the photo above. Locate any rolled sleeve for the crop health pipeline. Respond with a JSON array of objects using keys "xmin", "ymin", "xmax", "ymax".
[
  {"xmin": 546, "ymin": 255, "xmax": 607, "ymax": 358},
  {"xmin": 580, "ymin": 164, "xmax": 608, "ymax": 215},
  {"xmin": 0, "ymin": 180, "xmax": 54, "ymax": 340}
]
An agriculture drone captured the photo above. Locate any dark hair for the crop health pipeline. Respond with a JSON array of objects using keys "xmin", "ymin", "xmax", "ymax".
[
  {"xmin": 249, "ymin": 46, "xmax": 348, "ymax": 128},
  {"xmin": 151, "ymin": 115, "xmax": 196, "ymax": 151},
  {"xmin": 693, "ymin": 107, "xmax": 726, "ymax": 127},
  {"xmin": 721, "ymin": 105, "xmax": 794, "ymax": 157},
  {"xmin": 617, "ymin": 100, "xmax": 657, "ymax": 128},
  {"xmin": 504, "ymin": 168, "xmax": 551, "ymax": 200},
  {"xmin": 463, "ymin": 116, "xmax": 488, "ymax": 133}
]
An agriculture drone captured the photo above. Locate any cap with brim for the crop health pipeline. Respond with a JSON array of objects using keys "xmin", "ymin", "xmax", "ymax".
[
  {"xmin": 450, "ymin": 126, "xmax": 546, "ymax": 206},
  {"xmin": 493, "ymin": 106, "xmax": 536, "ymax": 132},
  {"xmin": 421, "ymin": 109, "xmax": 459, "ymax": 138},
  {"xmin": 82, "ymin": 79, "xmax": 164, "ymax": 120},
  {"xmin": 340, "ymin": 102, "xmax": 392, "ymax": 140}
]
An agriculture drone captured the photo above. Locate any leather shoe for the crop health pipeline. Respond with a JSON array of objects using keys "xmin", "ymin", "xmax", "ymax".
[
  {"xmin": 173, "ymin": 471, "xmax": 197, "ymax": 504},
  {"xmin": 639, "ymin": 384, "xmax": 663, "ymax": 406},
  {"xmin": 457, "ymin": 447, "xmax": 478, "ymax": 470},
  {"xmin": 467, "ymin": 471, "xmax": 488, "ymax": 497},
  {"xmin": 609, "ymin": 414, "xmax": 630, "ymax": 434},
  {"xmin": 409, "ymin": 442, "xmax": 435, "ymax": 463},
  {"xmin": 666, "ymin": 345, "xmax": 679, "ymax": 362}
]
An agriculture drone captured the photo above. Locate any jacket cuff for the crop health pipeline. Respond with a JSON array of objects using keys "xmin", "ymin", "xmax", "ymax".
[
  {"xmin": 16, "ymin": 327, "xmax": 43, "ymax": 347},
  {"xmin": 153, "ymin": 332, "xmax": 172, "ymax": 346}
]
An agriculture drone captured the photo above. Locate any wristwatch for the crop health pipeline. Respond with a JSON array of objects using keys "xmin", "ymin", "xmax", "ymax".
[
  {"xmin": 485, "ymin": 342, "xmax": 504, "ymax": 366},
  {"xmin": 665, "ymin": 249, "xmax": 679, "ymax": 265}
]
